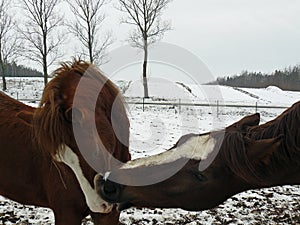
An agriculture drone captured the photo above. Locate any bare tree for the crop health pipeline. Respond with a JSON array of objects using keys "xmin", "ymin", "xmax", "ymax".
[
  {"xmin": 18, "ymin": 0, "xmax": 64, "ymax": 85},
  {"xmin": 0, "ymin": 0, "xmax": 21, "ymax": 91},
  {"xmin": 66, "ymin": 0, "xmax": 113, "ymax": 65},
  {"xmin": 117, "ymin": 0, "xmax": 172, "ymax": 98}
]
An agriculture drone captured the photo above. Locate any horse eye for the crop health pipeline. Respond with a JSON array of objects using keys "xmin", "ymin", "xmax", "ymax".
[{"xmin": 192, "ymin": 172, "xmax": 207, "ymax": 182}]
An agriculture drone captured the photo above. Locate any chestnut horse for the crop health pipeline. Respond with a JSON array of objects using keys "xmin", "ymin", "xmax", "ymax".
[
  {"xmin": 98, "ymin": 101, "xmax": 300, "ymax": 211},
  {"xmin": 0, "ymin": 60, "xmax": 130, "ymax": 224}
]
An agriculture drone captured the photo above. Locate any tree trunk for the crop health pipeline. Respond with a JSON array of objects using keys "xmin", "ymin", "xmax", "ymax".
[
  {"xmin": 43, "ymin": 56, "xmax": 48, "ymax": 85},
  {"xmin": 0, "ymin": 51, "xmax": 6, "ymax": 91},
  {"xmin": 43, "ymin": 34, "xmax": 48, "ymax": 85},
  {"xmin": 89, "ymin": 40, "xmax": 93, "ymax": 64},
  {"xmin": 1, "ymin": 64, "xmax": 7, "ymax": 91},
  {"xmin": 87, "ymin": 22, "xmax": 93, "ymax": 64},
  {"xmin": 143, "ymin": 37, "xmax": 149, "ymax": 98},
  {"xmin": 2, "ymin": 76, "xmax": 6, "ymax": 91}
]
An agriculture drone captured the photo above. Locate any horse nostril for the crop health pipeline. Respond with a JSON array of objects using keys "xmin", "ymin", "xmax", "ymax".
[
  {"xmin": 103, "ymin": 182, "xmax": 117, "ymax": 194},
  {"xmin": 99, "ymin": 180, "xmax": 122, "ymax": 203},
  {"xmin": 101, "ymin": 202, "xmax": 113, "ymax": 213}
]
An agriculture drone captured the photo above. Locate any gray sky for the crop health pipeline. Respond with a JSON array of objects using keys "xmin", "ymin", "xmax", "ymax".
[
  {"xmin": 18, "ymin": 0, "xmax": 300, "ymax": 83},
  {"xmin": 160, "ymin": 0, "xmax": 300, "ymax": 79}
]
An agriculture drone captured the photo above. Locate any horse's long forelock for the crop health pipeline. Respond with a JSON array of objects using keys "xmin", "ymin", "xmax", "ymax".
[{"xmin": 33, "ymin": 84, "xmax": 68, "ymax": 156}]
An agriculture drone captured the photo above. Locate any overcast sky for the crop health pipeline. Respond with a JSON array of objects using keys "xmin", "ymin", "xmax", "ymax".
[
  {"xmin": 160, "ymin": 0, "xmax": 300, "ymax": 80},
  {"xmin": 18, "ymin": 0, "xmax": 300, "ymax": 83}
]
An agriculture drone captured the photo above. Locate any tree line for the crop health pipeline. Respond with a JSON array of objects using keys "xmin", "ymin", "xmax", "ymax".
[
  {"xmin": 0, "ymin": 0, "xmax": 172, "ymax": 94},
  {"xmin": 210, "ymin": 65, "xmax": 300, "ymax": 91},
  {"xmin": 4, "ymin": 62, "xmax": 43, "ymax": 77}
]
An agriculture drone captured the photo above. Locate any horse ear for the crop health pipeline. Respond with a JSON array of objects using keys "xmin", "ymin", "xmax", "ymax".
[
  {"xmin": 245, "ymin": 136, "xmax": 282, "ymax": 164},
  {"xmin": 16, "ymin": 110, "xmax": 34, "ymax": 126},
  {"xmin": 227, "ymin": 113, "xmax": 260, "ymax": 132},
  {"xmin": 64, "ymin": 107, "xmax": 85, "ymax": 123}
]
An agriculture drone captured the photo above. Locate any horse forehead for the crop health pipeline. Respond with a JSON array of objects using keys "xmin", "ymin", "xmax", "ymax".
[
  {"xmin": 121, "ymin": 134, "xmax": 216, "ymax": 169},
  {"xmin": 56, "ymin": 72, "xmax": 109, "ymax": 102}
]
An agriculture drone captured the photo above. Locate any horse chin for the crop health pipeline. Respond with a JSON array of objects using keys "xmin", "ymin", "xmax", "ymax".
[{"xmin": 117, "ymin": 202, "xmax": 133, "ymax": 211}]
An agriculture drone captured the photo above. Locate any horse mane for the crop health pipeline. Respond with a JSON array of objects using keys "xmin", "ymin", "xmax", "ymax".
[
  {"xmin": 246, "ymin": 102, "xmax": 300, "ymax": 181},
  {"xmin": 216, "ymin": 101, "xmax": 300, "ymax": 184},
  {"xmin": 249, "ymin": 101, "xmax": 300, "ymax": 141},
  {"xmin": 212, "ymin": 131, "xmax": 261, "ymax": 184},
  {"xmin": 33, "ymin": 60, "xmax": 129, "ymax": 157},
  {"xmin": 248, "ymin": 101, "xmax": 300, "ymax": 168}
]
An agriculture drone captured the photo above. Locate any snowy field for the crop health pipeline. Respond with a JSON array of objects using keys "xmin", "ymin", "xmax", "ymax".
[{"xmin": 0, "ymin": 77, "xmax": 300, "ymax": 224}]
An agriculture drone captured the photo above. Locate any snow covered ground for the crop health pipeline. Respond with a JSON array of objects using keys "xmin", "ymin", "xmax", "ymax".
[{"xmin": 0, "ymin": 78, "xmax": 300, "ymax": 224}]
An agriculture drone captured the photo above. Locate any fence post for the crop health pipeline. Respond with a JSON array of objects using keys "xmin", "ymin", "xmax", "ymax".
[
  {"xmin": 255, "ymin": 102, "xmax": 258, "ymax": 113},
  {"xmin": 17, "ymin": 92, "xmax": 18, "ymax": 100},
  {"xmin": 217, "ymin": 100, "xmax": 219, "ymax": 117},
  {"xmin": 142, "ymin": 97, "xmax": 145, "ymax": 112},
  {"xmin": 178, "ymin": 99, "xmax": 181, "ymax": 114}
]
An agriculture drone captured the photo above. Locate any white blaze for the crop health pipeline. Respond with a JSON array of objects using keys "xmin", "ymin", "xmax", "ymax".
[
  {"xmin": 54, "ymin": 145, "xmax": 113, "ymax": 213},
  {"xmin": 122, "ymin": 134, "xmax": 216, "ymax": 169}
]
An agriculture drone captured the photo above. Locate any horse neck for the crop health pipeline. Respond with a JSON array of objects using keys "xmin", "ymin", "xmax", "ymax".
[
  {"xmin": 226, "ymin": 140, "xmax": 300, "ymax": 195},
  {"xmin": 241, "ymin": 151, "xmax": 300, "ymax": 192},
  {"xmin": 227, "ymin": 164, "xmax": 300, "ymax": 201}
]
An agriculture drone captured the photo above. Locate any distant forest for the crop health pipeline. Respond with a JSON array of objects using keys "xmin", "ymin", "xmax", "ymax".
[
  {"xmin": 3, "ymin": 62, "xmax": 42, "ymax": 77},
  {"xmin": 210, "ymin": 65, "xmax": 300, "ymax": 91}
]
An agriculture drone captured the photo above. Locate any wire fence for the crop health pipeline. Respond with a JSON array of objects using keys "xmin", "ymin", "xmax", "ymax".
[
  {"xmin": 127, "ymin": 99, "xmax": 288, "ymax": 113},
  {"xmin": 19, "ymin": 96, "xmax": 288, "ymax": 111}
]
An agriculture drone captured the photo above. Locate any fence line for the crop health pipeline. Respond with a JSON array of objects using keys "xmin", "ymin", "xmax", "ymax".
[
  {"xmin": 126, "ymin": 101, "xmax": 288, "ymax": 109},
  {"xmin": 126, "ymin": 99, "xmax": 288, "ymax": 111},
  {"xmin": 19, "ymin": 97, "xmax": 288, "ymax": 113}
]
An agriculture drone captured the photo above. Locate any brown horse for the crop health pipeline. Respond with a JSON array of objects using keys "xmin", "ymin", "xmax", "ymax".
[
  {"xmin": 0, "ymin": 60, "xmax": 130, "ymax": 224},
  {"xmin": 98, "ymin": 102, "xmax": 300, "ymax": 211}
]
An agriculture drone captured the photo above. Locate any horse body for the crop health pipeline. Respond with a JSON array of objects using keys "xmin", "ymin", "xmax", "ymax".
[
  {"xmin": 0, "ymin": 60, "xmax": 130, "ymax": 224},
  {"xmin": 0, "ymin": 95, "xmax": 47, "ymax": 206},
  {"xmin": 98, "ymin": 103, "xmax": 300, "ymax": 211}
]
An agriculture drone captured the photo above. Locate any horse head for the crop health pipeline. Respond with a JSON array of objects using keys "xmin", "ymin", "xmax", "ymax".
[
  {"xmin": 97, "ymin": 113, "xmax": 283, "ymax": 211},
  {"xmin": 18, "ymin": 60, "xmax": 130, "ymax": 214}
]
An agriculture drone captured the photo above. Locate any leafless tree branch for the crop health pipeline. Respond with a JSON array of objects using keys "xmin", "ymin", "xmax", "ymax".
[
  {"xmin": 18, "ymin": 0, "xmax": 64, "ymax": 85},
  {"xmin": 116, "ymin": 0, "xmax": 172, "ymax": 97},
  {"xmin": 66, "ymin": 0, "xmax": 112, "ymax": 65}
]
